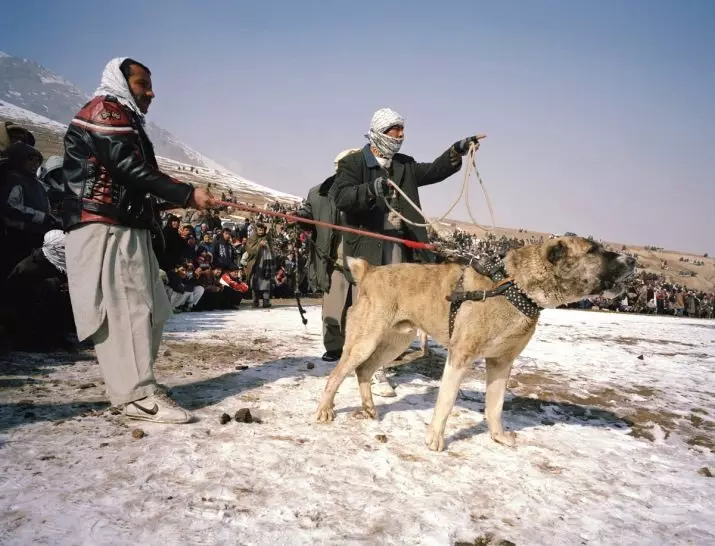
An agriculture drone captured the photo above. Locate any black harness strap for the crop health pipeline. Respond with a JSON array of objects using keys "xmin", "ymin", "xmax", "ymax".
[
  {"xmin": 447, "ymin": 259, "xmax": 542, "ymax": 338},
  {"xmin": 448, "ymin": 271, "xmax": 465, "ymax": 338}
]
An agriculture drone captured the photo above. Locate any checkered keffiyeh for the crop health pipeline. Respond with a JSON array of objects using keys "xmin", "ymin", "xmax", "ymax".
[{"xmin": 365, "ymin": 108, "xmax": 405, "ymax": 160}]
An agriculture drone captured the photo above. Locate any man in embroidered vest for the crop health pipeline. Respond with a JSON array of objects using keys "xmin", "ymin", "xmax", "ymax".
[{"xmin": 62, "ymin": 57, "xmax": 216, "ymax": 423}]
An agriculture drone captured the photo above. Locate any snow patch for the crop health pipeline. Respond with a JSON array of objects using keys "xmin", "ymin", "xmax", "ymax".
[
  {"xmin": 157, "ymin": 156, "xmax": 300, "ymax": 203},
  {"xmin": 0, "ymin": 99, "xmax": 68, "ymax": 131},
  {"xmin": 39, "ymin": 74, "xmax": 72, "ymax": 86}
]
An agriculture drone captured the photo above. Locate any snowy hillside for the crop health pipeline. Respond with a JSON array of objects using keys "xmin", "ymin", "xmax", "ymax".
[
  {"xmin": 0, "ymin": 99, "xmax": 67, "ymax": 132},
  {"xmin": 0, "ymin": 51, "xmax": 234, "ymax": 171},
  {"xmin": 0, "ymin": 100, "xmax": 299, "ymax": 206},
  {"xmin": 156, "ymin": 156, "xmax": 300, "ymax": 204},
  {"xmin": 0, "ymin": 307, "xmax": 713, "ymax": 545}
]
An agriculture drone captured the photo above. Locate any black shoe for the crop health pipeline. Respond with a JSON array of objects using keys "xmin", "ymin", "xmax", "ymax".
[
  {"xmin": 252, "ymin": 300, "xmax": 260, "ymax": 308},
  {"xmin": 262, "ymin": 301, "xmax": 272, "ymax": 309},
  {"xmin": 321, "ymin": 350, "xmax": 342, "ymax": 362}
]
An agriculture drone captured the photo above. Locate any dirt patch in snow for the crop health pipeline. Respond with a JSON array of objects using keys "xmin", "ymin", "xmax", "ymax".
[{"xmin": 507, "ymin": 368, "xmax": 714, "ymax": 451}]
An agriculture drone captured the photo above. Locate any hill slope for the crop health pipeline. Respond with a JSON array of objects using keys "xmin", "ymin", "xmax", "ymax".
[{"xmin": 0, "ymin": 99, "xmax": 299, "ymax": 208}]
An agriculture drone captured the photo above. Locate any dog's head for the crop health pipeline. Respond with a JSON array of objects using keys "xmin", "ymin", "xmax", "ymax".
[{"xmin": 505, "ymin": 236, "xmax": 636, "ymax": 308}]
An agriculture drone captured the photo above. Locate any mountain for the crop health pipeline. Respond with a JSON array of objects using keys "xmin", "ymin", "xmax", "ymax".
[
  {"xmin": 0, "ymin": 99, "xmax": 299, "ymax": 207},
  {"xmin": 0, "ymin": 51, "xmax": 230, "ymax": 172}
]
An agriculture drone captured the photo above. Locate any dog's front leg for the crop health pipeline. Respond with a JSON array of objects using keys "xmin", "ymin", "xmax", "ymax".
[
  {"xmin": 425, "ymin": 355, "xmax": 469, "ymax": 452},
  {"xmin": 485, "ymin": 355, "xmax": 517, "ymax": 447}
]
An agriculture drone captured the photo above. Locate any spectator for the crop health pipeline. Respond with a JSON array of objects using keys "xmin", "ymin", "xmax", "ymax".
[
  {"xmin": 0, "ymin": 230, "xmax": 74, "ymax": 351},
  {"xmin": 219, "ymin": 266, "xmax": 249, "ymax": 307},
  {"xmin": 37, "ymin": 155, "xmax": 67, "ymax": 218},
  {"xmin": 0, "ymin": 142, "xmax": 60, "ymax": 283},
  {"xmin": 159, "ymin": 214, "xmax": 185, "ymax": 271},
  {"xmin": 164, "ymin": 264, "xmax": 205, "ymax": 312},
  {"xmin": 211, "ymin": 228, "xmax": 237, "ymax": 269},
  {"xmin": 246, "ymin": 223, "xmax": 275, "ymax": 308}
]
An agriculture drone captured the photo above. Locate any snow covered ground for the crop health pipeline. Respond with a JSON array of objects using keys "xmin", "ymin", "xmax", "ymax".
[{"xmin": 0, "ymin": 307, "xmax": 713, "ymax": 545}]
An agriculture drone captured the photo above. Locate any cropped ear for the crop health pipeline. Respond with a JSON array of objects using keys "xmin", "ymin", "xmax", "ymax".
[{"xmin": 547, "ymin": 241, "xmax": 567, "ymax": 264}]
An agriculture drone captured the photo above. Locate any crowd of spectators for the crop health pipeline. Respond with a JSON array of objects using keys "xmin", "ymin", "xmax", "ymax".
[
  {"xmin": 155, "ymin": 200, "xmax": 311, "ymax": 312},
  {"xmin": 1, "ymin": 119, "xmax": 713, "ymax": 352}
]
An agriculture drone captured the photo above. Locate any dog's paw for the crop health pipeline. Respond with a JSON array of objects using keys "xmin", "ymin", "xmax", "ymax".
[
  {"xmin": 491, "ymin": 430, "xmax": 517, "ymax": 448},
  {"xmin": 351, "ymin": 407, "xmax": 377, "ymax": 420},
  {"xmin": 315, "ymin": 406, "xmax": 335, "ymax": 423},
  {"xmin": 425, "ymin": 427, "xmax": 445, "ymax": 452}
]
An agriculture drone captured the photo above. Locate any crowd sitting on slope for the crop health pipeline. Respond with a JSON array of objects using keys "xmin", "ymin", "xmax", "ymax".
[{"xmin": 154, "ymin": 205, "xmax": 310, "ymax": 313}]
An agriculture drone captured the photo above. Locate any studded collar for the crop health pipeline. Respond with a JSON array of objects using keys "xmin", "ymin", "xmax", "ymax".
[{"xmin": 447, "ymin": 257, "xmax": 542, "ymax": 338}]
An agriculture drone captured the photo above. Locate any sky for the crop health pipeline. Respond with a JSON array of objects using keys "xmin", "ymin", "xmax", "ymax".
[{"xmin": 1, "ymin": 0, "xmax": 713, "ymax": 254}]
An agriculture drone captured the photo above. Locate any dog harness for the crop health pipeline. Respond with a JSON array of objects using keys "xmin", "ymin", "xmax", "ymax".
[{"xmin": 447, "ymin": 257, "xmax": 542, "ymax": 337}]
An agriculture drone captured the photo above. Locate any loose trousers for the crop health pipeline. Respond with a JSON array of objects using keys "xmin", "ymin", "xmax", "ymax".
[{"xmin": 66, "ymin": 224, "xmax": 172, "ymax": 405}]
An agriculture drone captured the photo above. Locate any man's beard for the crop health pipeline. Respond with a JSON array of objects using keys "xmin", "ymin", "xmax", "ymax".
[{"xmin": 134, "ymin": 94, "xmax": 151, "ymax": 113}]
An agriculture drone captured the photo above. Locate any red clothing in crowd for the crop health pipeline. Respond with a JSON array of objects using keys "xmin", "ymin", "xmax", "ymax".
[{"xmin": 219, "ymin": 273, "xmax": 248, "ymax": 293}]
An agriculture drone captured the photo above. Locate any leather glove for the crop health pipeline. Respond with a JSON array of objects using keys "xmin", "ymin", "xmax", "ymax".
[
  {"xmin": 367, "ymin": 176, "xmax": 390, "ymax": 198},
  {"xmin": 452, "ymin": 135, "xmax": 485, "ymax": 155}
]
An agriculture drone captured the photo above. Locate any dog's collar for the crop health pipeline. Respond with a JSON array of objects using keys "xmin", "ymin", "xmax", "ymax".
[
  {"xmin": 446, "ymin": 258, "xmax": 541, "ymax": 338},
  {"xmin": 474, "ymin": 259, "xmax": 542, "ymax": 318}
]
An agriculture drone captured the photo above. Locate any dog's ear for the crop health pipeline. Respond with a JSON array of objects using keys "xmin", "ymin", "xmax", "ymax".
[
  {"xmin": 547, "ymin": 241, "xmax": 567, "ymax": 264},
  {"xmin": 346, "ymin": 256, "xmax": 370, "ymax": 284}
]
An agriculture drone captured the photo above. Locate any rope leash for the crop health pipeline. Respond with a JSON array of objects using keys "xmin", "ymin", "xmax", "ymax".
[{"xmin": 381, "ymin": 141, "xmax": 496, "ymax": 232}]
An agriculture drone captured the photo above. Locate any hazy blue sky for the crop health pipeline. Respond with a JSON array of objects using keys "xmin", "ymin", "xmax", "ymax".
[{"xmin": 1, "ymin": 0, "xmax": 713, "ymax": 253}]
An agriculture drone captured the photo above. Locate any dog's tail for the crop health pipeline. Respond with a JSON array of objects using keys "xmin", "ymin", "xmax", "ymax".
[{"xmin": 346, "ymin": 256, "xmax": 371, "ymax": 285}]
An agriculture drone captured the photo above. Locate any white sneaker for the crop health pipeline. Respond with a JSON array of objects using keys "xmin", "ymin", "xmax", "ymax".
[
  {"xmin": 124, "ymin": 392, "xmax": 194, "ymax": 424},
  {"xmin": 371, "ymin": 369, "xmax": 396, "ymax": 397}
]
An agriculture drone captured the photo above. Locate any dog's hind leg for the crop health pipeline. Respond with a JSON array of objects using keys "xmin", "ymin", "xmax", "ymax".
[
  {"xmin": 484, "ymin": 355, "xmax": 517, "ymax": 447},
  {"xmin": 354, "ymin": 332, "xmax": 415, "ymax": 419},
  {"xmin": 425, "ymin": 351, "xmax": 472, "ymax": 452}
]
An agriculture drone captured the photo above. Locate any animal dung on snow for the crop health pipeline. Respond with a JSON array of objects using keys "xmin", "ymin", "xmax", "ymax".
[{"xmin": 235, "ymin": 408, "xmax": 253, "ymax": 423}]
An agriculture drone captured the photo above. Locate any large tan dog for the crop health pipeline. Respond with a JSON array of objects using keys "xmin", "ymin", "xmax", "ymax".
[{"xmin": 316, "ymin": 237, "xmax": 636, "ymax": 451}]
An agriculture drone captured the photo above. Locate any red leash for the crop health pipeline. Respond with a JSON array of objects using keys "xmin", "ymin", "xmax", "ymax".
[{"xmin": 213, "ymin": 200, "xmax": 438, "ymax": 252}]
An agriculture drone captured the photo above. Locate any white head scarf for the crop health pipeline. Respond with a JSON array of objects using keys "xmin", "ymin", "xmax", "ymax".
[
  {"xmin": 41, "ymin": 230, "xmax": 67, "ymax": 273},
  {"xmin": 93, "ymin": 57, "xmax": 145, "ymax": 121},
  {"xmin": 365, "ymin": 108, "xmax": 405, "ymax": 165},
  {"xmin": 333, "ymin": 148, "xmax": 361, "ymax": 173}
]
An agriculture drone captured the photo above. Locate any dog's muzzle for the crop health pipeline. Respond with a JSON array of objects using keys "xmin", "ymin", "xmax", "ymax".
[{"xmin": 600, "ymin": 255, "xmax": 637, "ymax": 299}]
